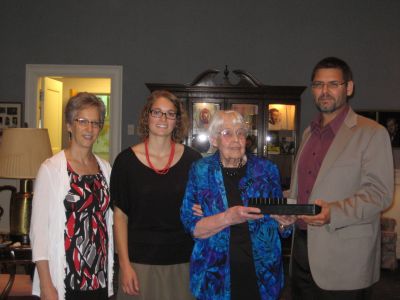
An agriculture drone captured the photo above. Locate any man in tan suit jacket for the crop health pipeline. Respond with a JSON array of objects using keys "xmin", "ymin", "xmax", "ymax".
[{"xmin": 288, "ymin": 57, "xmax": 394, "ymax": 299}]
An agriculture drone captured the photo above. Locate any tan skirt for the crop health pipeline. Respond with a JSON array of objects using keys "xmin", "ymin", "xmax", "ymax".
[{"xmin": 117, "ymin": 262, "xmax": 195, "ymax": 300}]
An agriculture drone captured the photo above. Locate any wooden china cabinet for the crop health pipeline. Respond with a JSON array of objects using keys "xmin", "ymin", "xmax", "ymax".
[{"xmin": 146, "ymin": 67, "xmax": 306, "ymax": 189}]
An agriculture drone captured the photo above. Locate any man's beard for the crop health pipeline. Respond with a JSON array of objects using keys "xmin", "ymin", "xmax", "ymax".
[{"xmin": 315, "ymin": 94, "xmax": 344, "ymax": 113}]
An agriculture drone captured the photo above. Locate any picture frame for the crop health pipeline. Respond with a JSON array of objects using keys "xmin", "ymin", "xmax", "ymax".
[
  {"xmin": 0, "ymin": 102, "xmax": 22, "ymax": 142},
  {"xmin": 268, "ymin": 104, "xmax": 296, "ymax": 131},
  {"xmin": 378, "ymin": 111, "xmax": 400, "ymax": 148},
  {"xmin": 356, "ymin": 110, "xmax": 400, "ymax": 148},
  {"xmin": 265, "ymin": 131, "xmax": 280, "ymax": 155},
  {"xmin": 280, "ymin": 135, "xmax": 296, "ymax": 155},
  {"xmin": 231, "ymin": 103, "xmax": 259, "ymax": 154},
  {"xmin": 191, "ymin": 102, "xmax": 220, "ymax": 154},
  {"xmin": 231, "ymin": 103, "xmax": 258, "ymax": 129},
  {"xmin": 192, "ymin": 102, "xmax": 220, "ymax": 132}
]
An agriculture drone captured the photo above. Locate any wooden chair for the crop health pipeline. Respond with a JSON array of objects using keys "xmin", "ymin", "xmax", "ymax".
[
  {"xmin": 0, "ymin": 248, "xmax": 35, "ymax": 300},
  {"xmin": 0, "ymin": 274, "xmax": 34, "ymax": 299}
]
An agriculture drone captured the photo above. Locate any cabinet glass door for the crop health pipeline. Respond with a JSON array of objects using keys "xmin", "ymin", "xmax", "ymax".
[
  {"xmin": 191, "ymin": 102, "xmax": 221, "ymax": 155},
  {"xmin": 265, "ymin": 103, "xmax": 297, "ymax": 189},
  {"xmin": 231, "ymin": 103, "xmax": 259, "ymax": 155}
]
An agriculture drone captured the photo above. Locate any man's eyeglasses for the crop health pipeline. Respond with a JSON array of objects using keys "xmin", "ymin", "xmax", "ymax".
[
  {"xmin": 219, "ymin": 128, "xmax": 248, "ymax": 140},
  {"xmin": 74, "ymin": 118, "xmax": 103, "ymax": 129},
  {"xmin": 311, "ymin": 81, "xmax": 347, "ymax": 90},
  {"xmin": 149, "ymin": 109, "xmax": 178, "ymax": 120}
]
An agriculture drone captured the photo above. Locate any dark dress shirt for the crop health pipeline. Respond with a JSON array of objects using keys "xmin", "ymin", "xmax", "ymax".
[{"xmin": 297, "ymin": 105, "xmax": 349, "ymax": 229}]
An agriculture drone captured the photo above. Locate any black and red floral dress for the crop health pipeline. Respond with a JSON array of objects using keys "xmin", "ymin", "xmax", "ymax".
[{"xmin": 64, "ymin": 162, "xmax": 110, "ymax": 299}]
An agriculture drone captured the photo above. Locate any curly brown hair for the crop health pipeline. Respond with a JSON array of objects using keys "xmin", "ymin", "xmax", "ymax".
[{"xmin": 137, "ymin": 90, "xmax": 188, "ymax": 142}]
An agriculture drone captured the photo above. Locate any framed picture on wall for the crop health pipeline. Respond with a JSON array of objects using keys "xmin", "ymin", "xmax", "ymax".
[
  {"xmin": 356, "ymin": 110, "xmax": 400, "ymax": 148},
  {"xmin": 191, "ymin": 102, "xmax": 220, "ymax": 155},
  {"xmin": 0, "ymin": 102, "xmax": 22, "ymax": 143},
  {"xmin": 192, "ymin": 102, "xmax": 220, "ymax": 132},
  {"xmin": 378, "ymin": 111, "xmax": 400, "ymax": 148},
  {"xmin": 268, "ymin": 104, "xmax": 296, "ymax": 130}
]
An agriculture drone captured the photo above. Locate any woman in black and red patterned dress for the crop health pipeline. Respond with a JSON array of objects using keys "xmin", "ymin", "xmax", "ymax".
[{"xmin": 30, "ymin": 92, "xmax": 114, "ymax": 300}]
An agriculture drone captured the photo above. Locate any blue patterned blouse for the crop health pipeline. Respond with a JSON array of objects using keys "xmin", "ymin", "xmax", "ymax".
[{"xmin": 180, "ymin": 152, "xmax": 292, "ymax": 300}]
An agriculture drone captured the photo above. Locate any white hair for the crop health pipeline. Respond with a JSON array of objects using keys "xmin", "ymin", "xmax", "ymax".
[{"xmin": 208, "ymin": 110, "xmax": 246, "ymax": 139}]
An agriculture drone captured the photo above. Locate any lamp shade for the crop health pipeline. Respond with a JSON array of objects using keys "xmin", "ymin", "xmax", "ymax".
[{"xmin": 0, "ymin": 128, "xmax": 53, "ymax": 179}]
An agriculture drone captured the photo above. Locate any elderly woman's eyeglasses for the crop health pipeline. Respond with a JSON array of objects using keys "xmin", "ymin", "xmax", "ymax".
[
  {"xmin": 219, "ymin": 128, "xmax": 248, "ymax": 140},
  {"xmin": 149, "ymin": 109, "xmax": 178, "ymax": 120},
  {"xmin": 74, "ymin": 118, "xmax": 103, "ymax": 129},
  {"xmin": 311, "ymin": 81, "xmax": 346, "ymax": 90}
]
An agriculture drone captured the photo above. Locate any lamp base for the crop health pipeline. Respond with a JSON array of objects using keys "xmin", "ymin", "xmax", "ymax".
[{"xmin": 9, "ymin": 179, "xmax": 33, "ymax": 245}]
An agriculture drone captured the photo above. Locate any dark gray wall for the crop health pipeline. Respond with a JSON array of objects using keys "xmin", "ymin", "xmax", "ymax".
[{"xmin": 1, "ymin": 1, "xmax": 400, "ymax": 148}]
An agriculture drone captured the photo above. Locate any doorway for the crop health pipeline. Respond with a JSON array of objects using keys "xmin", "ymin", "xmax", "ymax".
[
  {"xmin": 25, "ymin": 65, "xmax": 123, "ymax": 163},
  {"xmin": 38, "ymin": 76, "xmax": 112, "ymax": 160}
]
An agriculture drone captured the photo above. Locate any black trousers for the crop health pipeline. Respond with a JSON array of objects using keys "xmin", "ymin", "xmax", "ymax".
[
  {"xmin": 290, "ymin": 228, "xmax": 372, "ymax": 300},
  {"xmin": 65, "ymin": 287, "xmax": 108, "ymax": 300}
]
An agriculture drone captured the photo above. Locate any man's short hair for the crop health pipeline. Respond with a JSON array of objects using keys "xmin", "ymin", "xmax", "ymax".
[{"xmin": 311, "ymin": 57, "xmax": 353, "ymax": 82}]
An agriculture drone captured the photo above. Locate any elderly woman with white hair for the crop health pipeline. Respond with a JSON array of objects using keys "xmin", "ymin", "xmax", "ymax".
[{"xmin": 180, "ymin": 110, "xmax": 295, "ymax": 300}]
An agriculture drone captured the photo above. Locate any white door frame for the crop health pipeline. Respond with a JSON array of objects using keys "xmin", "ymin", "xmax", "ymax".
[{"xmin": 25, "ymin": 64, "xmax": 123, "ymax": 163}]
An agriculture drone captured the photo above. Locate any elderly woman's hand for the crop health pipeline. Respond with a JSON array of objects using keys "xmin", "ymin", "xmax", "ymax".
[
  {"xmin": 224, "ymin": 206, "xmax": 263, "ymax": 225},
  {"xmin": 192, "ymin": 204, "xmax": 204, "ymax": 217},
  {"xmin": 270, "ymin": 215, "xmax": 297, "ymax": 227}
]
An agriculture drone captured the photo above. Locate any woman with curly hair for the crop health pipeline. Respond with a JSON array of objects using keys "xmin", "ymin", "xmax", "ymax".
[{"xmin": 112, "ymin": 90, "xmax": 201, "ymax": 300}]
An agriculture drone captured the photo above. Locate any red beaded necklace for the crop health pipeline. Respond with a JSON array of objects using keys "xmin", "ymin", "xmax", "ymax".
[{"xmin": 145, "ymin": 139, "xmax": 175, "ymax": 175}]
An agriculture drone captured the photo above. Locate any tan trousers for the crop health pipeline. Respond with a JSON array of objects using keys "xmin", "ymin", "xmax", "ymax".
[{"xmin": 117, "ymin": 262, "xmax": 195, "ymax": 300}]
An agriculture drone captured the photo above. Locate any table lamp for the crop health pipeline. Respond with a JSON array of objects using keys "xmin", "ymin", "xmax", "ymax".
[{"xmin": 0, "ymin": 128, "xmax": 52, "ymax": 244}]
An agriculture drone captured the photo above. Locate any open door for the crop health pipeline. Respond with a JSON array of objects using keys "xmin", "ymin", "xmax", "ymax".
[
  {"xmin": 41, "ymin": 77, "xmax": 63, "ymax": 154},
  {"xmin": 26, "ymin": 64, "xmax": 123, "ymax": 163}
]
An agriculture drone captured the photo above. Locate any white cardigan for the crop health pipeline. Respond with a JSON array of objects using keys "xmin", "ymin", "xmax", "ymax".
[{"xmin": 30, "ymin": 150, "xmax": 114, "ymax": 299}]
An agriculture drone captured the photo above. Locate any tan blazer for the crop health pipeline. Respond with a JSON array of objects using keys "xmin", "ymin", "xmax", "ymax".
[{"xmin": 288, "ymin": 107, "xmax": 394, "ymax": 290}]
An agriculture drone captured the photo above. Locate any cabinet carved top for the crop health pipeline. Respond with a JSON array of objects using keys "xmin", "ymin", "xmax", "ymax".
[
  {"xmin": 189, "ymin": 67, "xmax": 262, "ymax": 87},
  {"xmin": 146, "ymin": 66, "xmax": 306, "ymax": 97}
]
